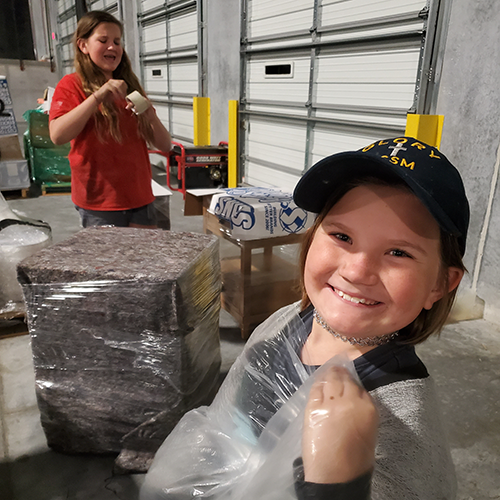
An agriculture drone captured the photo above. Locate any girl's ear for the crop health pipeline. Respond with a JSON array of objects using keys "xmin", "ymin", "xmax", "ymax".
[
  {"xmin": 77, "ymin": 38, "xmax": 89, "ymax": 54},
  {"xmin": 424, "ymin": 266, "xmax": 464, "ymax": 310},
  {"xmin": 446, "ymin": 266, "xmax": 464, "ymax": 293}
]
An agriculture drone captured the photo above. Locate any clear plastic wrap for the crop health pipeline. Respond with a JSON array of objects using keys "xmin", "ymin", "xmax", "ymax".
[
  {"xmin": 0, "ymin": 191, "xmax": 51, "ymax": 318},
  {"xmin": 141, "ymin": 301, "xmax": 457, "ymax": 500},
  {"xmin": 17, "ymin": 227, "xmax": 222, "ymax": 473},
  {"xmin": 141, "ymin": 302, "xmax": 359, "ymax": 499},
  {"xmin": 22, "ymin": 109, "xmax": 71, "ymax": 184}
]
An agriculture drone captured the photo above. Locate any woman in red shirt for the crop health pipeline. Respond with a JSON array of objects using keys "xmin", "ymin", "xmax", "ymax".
[{"xmin": 50, "ymin": 10, "xmax": 171, "ymax": 228}]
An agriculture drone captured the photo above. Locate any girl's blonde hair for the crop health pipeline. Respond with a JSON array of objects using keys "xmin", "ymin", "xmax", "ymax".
[
  {"xmin": 298, "ymin": 176, "xmax": 467, "ymax": 345},
  {"xmin": 73, "ymin": 10, "xmax": 155, "ymax": 144}
]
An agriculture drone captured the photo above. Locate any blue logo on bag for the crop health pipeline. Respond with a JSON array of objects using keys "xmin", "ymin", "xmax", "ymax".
[
  {"xmin": 279, "ymin": 203, "xmax": 308, "ymax": 234},
  {"xmin": 213, "ymin": 196, "xmax": 255, "ymax": 230}
]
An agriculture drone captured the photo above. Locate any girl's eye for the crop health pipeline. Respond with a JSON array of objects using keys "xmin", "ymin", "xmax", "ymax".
[
  {"xmin": 333, "ymin": 233, "xmax": 351, "ymax": 243},
  {"xmin": 389, "ymin": 249, "xmax": 413, "ymax": 259}
]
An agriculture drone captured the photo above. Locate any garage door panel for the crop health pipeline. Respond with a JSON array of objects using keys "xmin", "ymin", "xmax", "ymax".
[
  {"xmin": 142, "ymin": 23, "xmax": 167, "ymax": 52},
  {"xmin": 250, "ymin": 0, "xmax": 312, "ymax": 19},
  {"xmin": 245, "ymin": 161, "xmax": 303, "ymax": 190},
  {"xmin": 168, "ymin": 12, "xmax": 198, "ymax": 49},
  {"xmin": 91, "ymin": 0, "xmax": 117, "ymax": 11},
  {"xmin": 248, "ymin": 57, "xmax": 310, "ymax": 83},
  {"xmin": 247, "ymin": 83, "xmax": 310, "ymax": 103},
  {"xmin": 153, "ymin": 104, "xmax": 170, "ymax": 123},
  {"xmin": 144, "ymin": 80, "xmax": 167, "ymax": 94},
  {"xmin": 247, "ymin": 142, "xmax": 304, "ymax": 172},
  {"xmin": 315, "ymin": 83, "xmax": 417, "ymax": 108},
  {"xmin": 320, "ymin": 0, "xmax": 425, "ymax": 26},
  {"xmin": 310, "ymin": 129, "xmax": 381, "ymax": 166},
  {"xmin": 143, "ymin": 63, "xmax": 169, "ymax": 94},
  {"xmin": 247, "ymin": 121, "xmax": 308, "ymax": 147},
  {"xmin": 249, "ymin": 10, "xmax": 314, "ymax": 39},
  {"xmin": 170, "ymin": 62, "xmax": 199, "ymax": 94},
  {"xmin": 246, "ymin": 120, "xmax": 307, "ymax": 179},
  {"xmin": 140, "ymin": 0, "xmax": 165, "ymax": 12},
  {"xmin": 314, "ymin": 109, "xmax": 407, "ymax": 129},
  {"xmin": 316, "ymin": 50, "xmax": 420, "ymax": 84},
  {"xmin": 170, "ymin": 107, "xmax": 194, "ymax": 138}
]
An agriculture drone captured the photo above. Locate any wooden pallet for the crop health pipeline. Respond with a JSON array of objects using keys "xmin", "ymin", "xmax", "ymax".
[
  {"xmin": 41, "ymin": 182, "xmax": 71, "ymax": 196},
  {"xmin": 0, "ymin": 315, "xmax": 29, "ymax": 340}
]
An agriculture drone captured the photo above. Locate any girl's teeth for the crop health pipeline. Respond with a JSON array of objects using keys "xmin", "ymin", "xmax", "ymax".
[{"xmin": 337, "ymin": 290, "xmax": 376, "ymax": 305}]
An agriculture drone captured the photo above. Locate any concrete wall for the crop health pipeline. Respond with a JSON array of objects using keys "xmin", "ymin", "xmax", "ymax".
[
  {"xmin": 204, "ymin": 0, "xmax": 241, "ymax": 143},
  {"xmin": 0, "ymin": 59, "xmax": 59, "ymax": 139},
  {"xmin": 436, "ymin": 0, "xmax": 500, "ymax": 324}
]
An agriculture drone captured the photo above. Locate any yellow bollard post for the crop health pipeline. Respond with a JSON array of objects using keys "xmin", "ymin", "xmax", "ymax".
[
  {"xmin": 228, "ymin": 100, "xmax": 238, "ymax": 188},
  {"xmin": 193, "ymin": 97, "xmax": 210, "ymax": 146},
  {"xmin": 405, "ymin": 114, "xmax": 444, "ymax": 148}
]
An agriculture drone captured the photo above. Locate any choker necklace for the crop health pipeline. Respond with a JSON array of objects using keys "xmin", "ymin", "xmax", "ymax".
[{"xmin": 313, "ymin": 309, "xmax": 399, "ymax": 346}]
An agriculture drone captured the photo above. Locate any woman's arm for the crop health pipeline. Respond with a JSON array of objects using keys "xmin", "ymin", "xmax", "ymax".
[
  {"xmin": 49, "ymin": 79, "xmax": 128, "ymax": 145},
  {"xmin": 143, "ymin": 106, "xmax": 172, "ymax": 153}
]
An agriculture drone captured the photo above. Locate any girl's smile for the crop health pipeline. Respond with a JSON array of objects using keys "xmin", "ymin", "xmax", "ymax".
[
  {"xmin": 304, "ymin": 184, "xmax": 447, "ymax": 345},
  {"xmin": 331, "ymin": 287, "xmax": 380, "ymax": 306}
]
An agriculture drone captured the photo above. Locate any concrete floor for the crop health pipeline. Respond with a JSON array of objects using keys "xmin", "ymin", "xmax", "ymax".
[{"xmin": 0, "ymin": 171, "xmax": 499, "ymax": 499}]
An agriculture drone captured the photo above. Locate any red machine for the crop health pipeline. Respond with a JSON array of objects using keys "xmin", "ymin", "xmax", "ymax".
[{"xmin": 150, "ymin": 141, "xmax": 228, "ymax": 198}]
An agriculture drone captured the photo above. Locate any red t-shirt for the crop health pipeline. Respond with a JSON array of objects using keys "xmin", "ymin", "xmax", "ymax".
[{"xmin": 50, "ymin": 73, "xmax": 154, "ymax": 211}]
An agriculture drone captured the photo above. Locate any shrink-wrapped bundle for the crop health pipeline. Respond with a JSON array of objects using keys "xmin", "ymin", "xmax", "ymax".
[{"xmin": 17, "ymin": 226, "xmax": 221, "ymax": 472}]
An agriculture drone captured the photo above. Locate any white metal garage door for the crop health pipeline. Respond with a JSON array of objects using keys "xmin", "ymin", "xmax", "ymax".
[
  {"xmin": 241, "ymin": 0, "xmax": 440, "ymax": 189},
  {"xmin": 53, "ymin": 0, "xmax": 79, "ymax": 76},
  {"xmin": 138, "ymin": 0, "xmax": 202, "ymax": 144}
]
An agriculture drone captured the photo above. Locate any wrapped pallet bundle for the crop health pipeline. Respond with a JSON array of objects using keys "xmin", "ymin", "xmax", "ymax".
[{"xmin": 17, "ymin": 226, "xmax": 221, "ymax": 473}]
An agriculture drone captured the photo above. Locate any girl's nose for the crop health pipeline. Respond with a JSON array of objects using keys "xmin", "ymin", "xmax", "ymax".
[{"xmin": 338, "ymin": 251, "xmax": 378, "ymax": 286}]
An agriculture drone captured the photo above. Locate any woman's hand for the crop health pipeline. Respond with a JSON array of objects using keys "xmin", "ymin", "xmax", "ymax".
[
  {"xmin": 50, "ymin": 79, "xmax": 127, "ymax": 145},
  {"xmin": 302, "ymin": 366, "xmax": 379, "ymax": 484},
  {"xmin": 93, "ymin": 79, "xmax": 128, "ymax": 104}
]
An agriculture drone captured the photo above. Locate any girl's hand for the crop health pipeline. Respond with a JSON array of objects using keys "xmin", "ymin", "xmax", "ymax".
[
  {"xmin": 93, "ymin": 79, "xmax": 127, "ymax": 104},
  {"xmin": 302, "ymin": 366, "xmax": 379, "ymax": 484}
]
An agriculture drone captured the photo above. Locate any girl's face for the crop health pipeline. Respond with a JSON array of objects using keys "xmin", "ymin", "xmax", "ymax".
[
  {"xmin": 304, "ymin": 184, "xmax": 448, "ymax": 340},
  {"xmin": 78, "ymin": 22, "xmax": 123, "ymax": 79}
]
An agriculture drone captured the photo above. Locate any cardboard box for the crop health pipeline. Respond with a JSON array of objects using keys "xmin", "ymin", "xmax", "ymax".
[
  {"xmin": 0, "ymin": 135, "xmax": 23, "ymax": 161},
  {"xmin": 184, "ymin": 188, "xmax": 223, "ymax": 216},
  {"xmin": 208, "ymin": 187, "xmax": 313, "ymax": 240},
  {"xmin": 0, "ymin": 159, "xmax": 30, "ymax": 190}
]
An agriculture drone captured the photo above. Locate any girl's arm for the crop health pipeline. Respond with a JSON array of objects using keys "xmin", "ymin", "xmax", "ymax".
[
  {"xmin": 49, "ymin": 79, "xmax": 127, "ymax": 145},
  {"xmin": 143, "ymin": 106, "xmax": 172, "ymax": 153}
]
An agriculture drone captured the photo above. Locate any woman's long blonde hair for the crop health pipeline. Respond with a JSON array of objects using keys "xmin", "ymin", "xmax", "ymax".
[{"xmin": 73, "ymin": 10, "xmax": 155, "ymax": 144}]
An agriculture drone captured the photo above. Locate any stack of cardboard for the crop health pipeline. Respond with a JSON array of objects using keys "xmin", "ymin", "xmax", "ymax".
[{"xmin": 0, "ymin": 76, "xmax": 30, "ymax": 191}]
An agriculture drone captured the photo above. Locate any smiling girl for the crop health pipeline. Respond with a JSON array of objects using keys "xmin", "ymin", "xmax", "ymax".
[
  {"xmin": 141, "ymin": 137, "xmax": 469, "ymax": 500},
  {"xmin": 49, "ymin": 11, "xmax": 171, "ymax": 228}
]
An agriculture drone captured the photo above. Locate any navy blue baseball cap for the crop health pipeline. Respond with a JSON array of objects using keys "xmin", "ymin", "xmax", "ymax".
[{"xmin": 293, "ymin": 137, "xmax": 470, "ymax": 255}]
